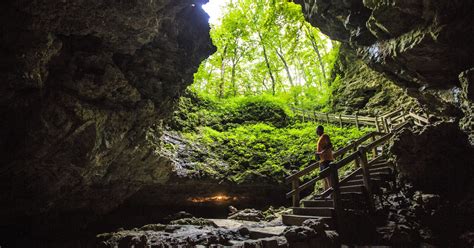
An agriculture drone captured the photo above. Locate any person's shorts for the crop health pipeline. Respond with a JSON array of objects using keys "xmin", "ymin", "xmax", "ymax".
[{"xmin": 319, "ymin": 160, "xmax": 332, "ymax": 171}]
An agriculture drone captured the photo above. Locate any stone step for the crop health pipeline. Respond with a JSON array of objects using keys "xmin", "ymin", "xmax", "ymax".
[
  {"xmin": 339, "ymin": 185, "xmax": 365, "ymax": 193},
  {"xmin": 282, "ymin": 214, "xmax": 334, "ymax": 227},
  {"xmin": 301, "ymin": 199, "xmax": 333, "ymax": 208},
  {"xmin": 292, "ymin": 207, "xmax": 334, "ymax": 217}
]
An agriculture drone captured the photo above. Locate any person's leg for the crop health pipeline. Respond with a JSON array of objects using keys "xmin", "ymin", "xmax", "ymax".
[
  {"xmin": 321, "ymin": 161, "xmax": 330, "ymax": 191},
  {"xmin": 326, "ymin": 160, "xmax": 333, "ymax": 188}
]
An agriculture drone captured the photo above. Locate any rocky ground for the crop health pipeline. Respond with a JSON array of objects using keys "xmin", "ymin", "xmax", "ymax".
[{"xmin": 96, "ymin": 208, "xmax": 341, "ymax": 248}]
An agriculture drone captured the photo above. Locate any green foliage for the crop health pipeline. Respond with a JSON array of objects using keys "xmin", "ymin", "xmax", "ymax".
[
  {"xmin": 169, "ymin": 92, "xmax": 292, "ymax": 131},
  {"xmin": 166, "ymin": 94, "xmax": 372, "ymax": 184},
  {"xmin": 192, "ymin": 0, "xmax": 340, "ymax": 110}
]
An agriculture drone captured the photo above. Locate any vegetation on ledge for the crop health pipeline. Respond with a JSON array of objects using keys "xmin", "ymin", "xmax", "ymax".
[{"xmin": 163, "ymin": 93, "xmax": 373, "ymax": 185}]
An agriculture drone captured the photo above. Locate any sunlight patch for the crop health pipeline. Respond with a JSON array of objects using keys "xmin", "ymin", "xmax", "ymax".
[{"xmin": 202, "ymin": 0, "xmax": 229, "ymax": 25}]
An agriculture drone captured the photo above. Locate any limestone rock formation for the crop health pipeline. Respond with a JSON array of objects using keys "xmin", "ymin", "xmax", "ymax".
[
  {"xmin": 0, "ymin": 0, "xmax": 214, "ymax": 242},
  {"xmin": 331, "ymin": 44, "xmax": 417, "ymax": 115},
  {"xmin": 390, "ymin": 122, "xmax": 474, "ymax": 195},
  {"xmin": 296, "ymin": 0, "xmax": 474, "ymax": 124}
]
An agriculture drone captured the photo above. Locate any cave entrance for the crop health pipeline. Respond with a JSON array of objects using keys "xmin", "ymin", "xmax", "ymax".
[
  {"xmin": 196, "ymin": 0, "xmax": 339, "ymax": 107},
  {"xmin": 160, "ymin": 0, "xmax": 373, "ymax": 213}
]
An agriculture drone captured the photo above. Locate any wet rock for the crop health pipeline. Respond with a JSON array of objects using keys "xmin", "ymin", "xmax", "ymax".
[
  {"xmin": 283, "ymin": 226, "xmax": 317, "ymax": 242},
  {"xmin": 139, "ymin": 224, "xmax": 166, "ymax": 232},
  {"xmin": 302, "ymin": 219, "xmax": 329, "ymax": 233},
  {"xmin": 167, "ymin": 211, "xmax": 194, "ymax": 221},
  {"xmin": 229, "ymin": 209, "xmax": 265, "ymax": 222},
  {"xmin": 283, "ymin": 226, "xmax": 339, "ymax": 248},
  {"xmin": 170, "ymin": 217, "xmax": 218, "ymax": 227},
  {"xmin": 98, "ymin": 224, "xmax": 243, "ymax": 247}
]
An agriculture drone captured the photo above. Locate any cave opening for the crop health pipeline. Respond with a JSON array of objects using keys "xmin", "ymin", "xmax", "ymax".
[
  {"xmin": 160, "ymin": 0, "xmax": 352, "ymax": 217},
  {"xmin": 1, "ymin": 0, "xmax": 473, "ymax": 247}
]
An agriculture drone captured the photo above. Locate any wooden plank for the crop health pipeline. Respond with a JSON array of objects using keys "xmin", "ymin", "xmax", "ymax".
[
  {"xmin": 292, "ymin": 180, "xmax": 300, "ymax": 207},
  {"xmin": 335, "ymin": 152, "xmax": 359, "ymax": 170},
  {"xmin": 375, "ymin": 116, "xmax": 381, "ymax": 132},
  {"xmin": 285, "ymin": 174, "xmax": 324, "ymax": 198},
  {"xmin": 409, "ymin": 112, "xmax": 429, "ymax": 124},
  {"xmin": 330, "ymin": 164, "xmax": 343, "ymax": 232},
  {"xmin": 366, "ymin": 133, "xmax": 393, "ymax": 151},
  {"xmin": 371, "ymin": 135, "xmax": 378, "ymax": 157},
  {"xmin": 358, "ymin": 146, "xmax": 373, "ymax": 204},
  {"xmin": 355, "ymin": 113, "xmax": 360, "ymax": 130},
  {"xmin": 339, "ymin": 167, "xmax": 362, "ymax": 185},
  {"xmin": 382, "ymin": 109, "xmax": 403, "ymax": 119},
  {"xmin": 285, "ymin": 162, "xmax": 320, "ymax": 182}
]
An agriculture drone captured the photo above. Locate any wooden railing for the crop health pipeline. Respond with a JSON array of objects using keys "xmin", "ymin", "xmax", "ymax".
[
  {"xmin": 291, "ymin": 107, "xmax": 430, "ymax": 133},
  {"xmin": 285, "ymin": 131, "xmax": 383, "ymax": 206},
  {"xmin": 285, "ymin": 109, "xmax": 430, "ymax": 207}
]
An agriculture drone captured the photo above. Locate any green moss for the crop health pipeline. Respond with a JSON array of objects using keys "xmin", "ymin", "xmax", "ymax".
[{"xmin": 164, "ymin": 93, "xmax": 373, "ymax": 184}]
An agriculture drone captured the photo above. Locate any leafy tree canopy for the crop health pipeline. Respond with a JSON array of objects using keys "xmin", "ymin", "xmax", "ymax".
[{"xmin": 192, "ymin": 0, "xmax": 340, "ymax": 110}]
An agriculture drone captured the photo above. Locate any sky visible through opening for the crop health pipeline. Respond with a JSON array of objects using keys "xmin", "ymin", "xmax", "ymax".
[{"xmin": 202, "ymin": 0, "xmax": 229, "ymax": 25}]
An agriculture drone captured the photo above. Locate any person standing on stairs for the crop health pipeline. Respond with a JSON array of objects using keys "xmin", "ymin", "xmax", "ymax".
[{"xmin": 316, "ymin": 125, "xmax": 334, "ymax": 191}]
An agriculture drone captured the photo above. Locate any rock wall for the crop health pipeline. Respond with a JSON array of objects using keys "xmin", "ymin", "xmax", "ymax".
[
  {"xmin": 0, "ymin": 0, "xmax": 214, "ymax": 241},
  {"xmin": 296, "ymin": 0, "xmax": 474, "ymax": 128},
  {"xmin": 331, "ymin": 44, "xmax": 417, "ymax": 115}
]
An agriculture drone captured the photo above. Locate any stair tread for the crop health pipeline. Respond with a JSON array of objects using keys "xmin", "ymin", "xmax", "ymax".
[
  {"xmin": 340, "ymin": 185, "xmax": 364, "ymax": 189},
  {"xmin": 292, "ymin": 207, "xmax": 334, "ymax": 210},
  {"xmin": 292, "ymin": 206, "xmax": 334, "ymax": 217}
]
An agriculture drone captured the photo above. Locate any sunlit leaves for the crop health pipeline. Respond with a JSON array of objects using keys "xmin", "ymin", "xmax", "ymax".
[{"xmin": 192, "ymin": 0, "xmax": 340, "ymax": 109}]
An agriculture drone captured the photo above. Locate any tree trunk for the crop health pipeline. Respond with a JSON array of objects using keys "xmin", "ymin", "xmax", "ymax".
[
  {"xmin": 306, "ymin": 26, "xmax": 326, "ymax": 86},
  {"xmin": 258, "ymin": 32, "xmax": 276, "ymax": 95},
  {"xmin": 218, "ymin": 45, "xmax": 228, "ymax": 98},
  {"xmin": 275, "ymin": 47, "xmax": 294, "ymax": 87}
]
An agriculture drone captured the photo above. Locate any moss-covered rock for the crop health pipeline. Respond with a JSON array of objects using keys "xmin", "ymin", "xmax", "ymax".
[{"xmin": 331, "ymin": 44, "xmax": 418, "ymax": 115}]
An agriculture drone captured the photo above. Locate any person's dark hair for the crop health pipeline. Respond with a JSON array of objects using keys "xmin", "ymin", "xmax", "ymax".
[{"xmin": 317, "ymin": 125, "xmax": 324, "ymax": 132}]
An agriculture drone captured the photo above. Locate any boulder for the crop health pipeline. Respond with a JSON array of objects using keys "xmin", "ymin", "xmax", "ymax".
[{"xmin": 390, "ymin": 122, "xmax": 474, "ymax": 195}]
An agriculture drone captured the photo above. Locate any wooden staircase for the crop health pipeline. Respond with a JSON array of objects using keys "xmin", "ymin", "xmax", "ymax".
[
  {"xmin": 282, "ymin": 109, "xmax": 431, "ymax": 231},
  {"xmin": 283, "ymin": 160, "xmax": 394, "ymax": 227}
]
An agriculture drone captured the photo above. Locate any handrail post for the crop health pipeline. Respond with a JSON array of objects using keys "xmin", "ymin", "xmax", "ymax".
[
  {"xmin": 371, "ymin": 134, "xmax": 378, "ymax": 157},
  {"xmin": 383, "ymin": 117, "xmax": 389, "ymax": 133},
  {"xmin": 358, "ymin": 146, "xmax": 373, "ymax": 211},
  {"xmin": 291, "ymin": 179, "xmax": 300, "ymax": 207},
  {"xmin": 330, "ymin": 163, "xmax": 343, "ymax": 232},
  {"xmin": 353, "ymin": 145, "xmax": 360, "ymax": 167},
  {"xmin": 355, "ymin": 112, "xmax": 360, "ymax": 130},
  {"xmin": 313, "ymin": 111, "xmax": 317, "ymax": 123},
  {"xmin": 375, "ymin": 116, "xmax": 381, "ymax": 133},
  {"xmin": 326, "ymin": 113, "xmax": 330, "ymax": 124},
  {"xmin": 302, "ymin": 110, "xmax": 305, "ymax": 123},
  {"xmin": 339, "ymin": 114, "xmax": 343, "ymax": 128}
]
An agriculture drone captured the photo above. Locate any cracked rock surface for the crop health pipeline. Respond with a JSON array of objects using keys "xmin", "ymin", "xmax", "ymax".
[{"xmin": 0, "ymin": 0, "xmax": 214, "ymax": 242}]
